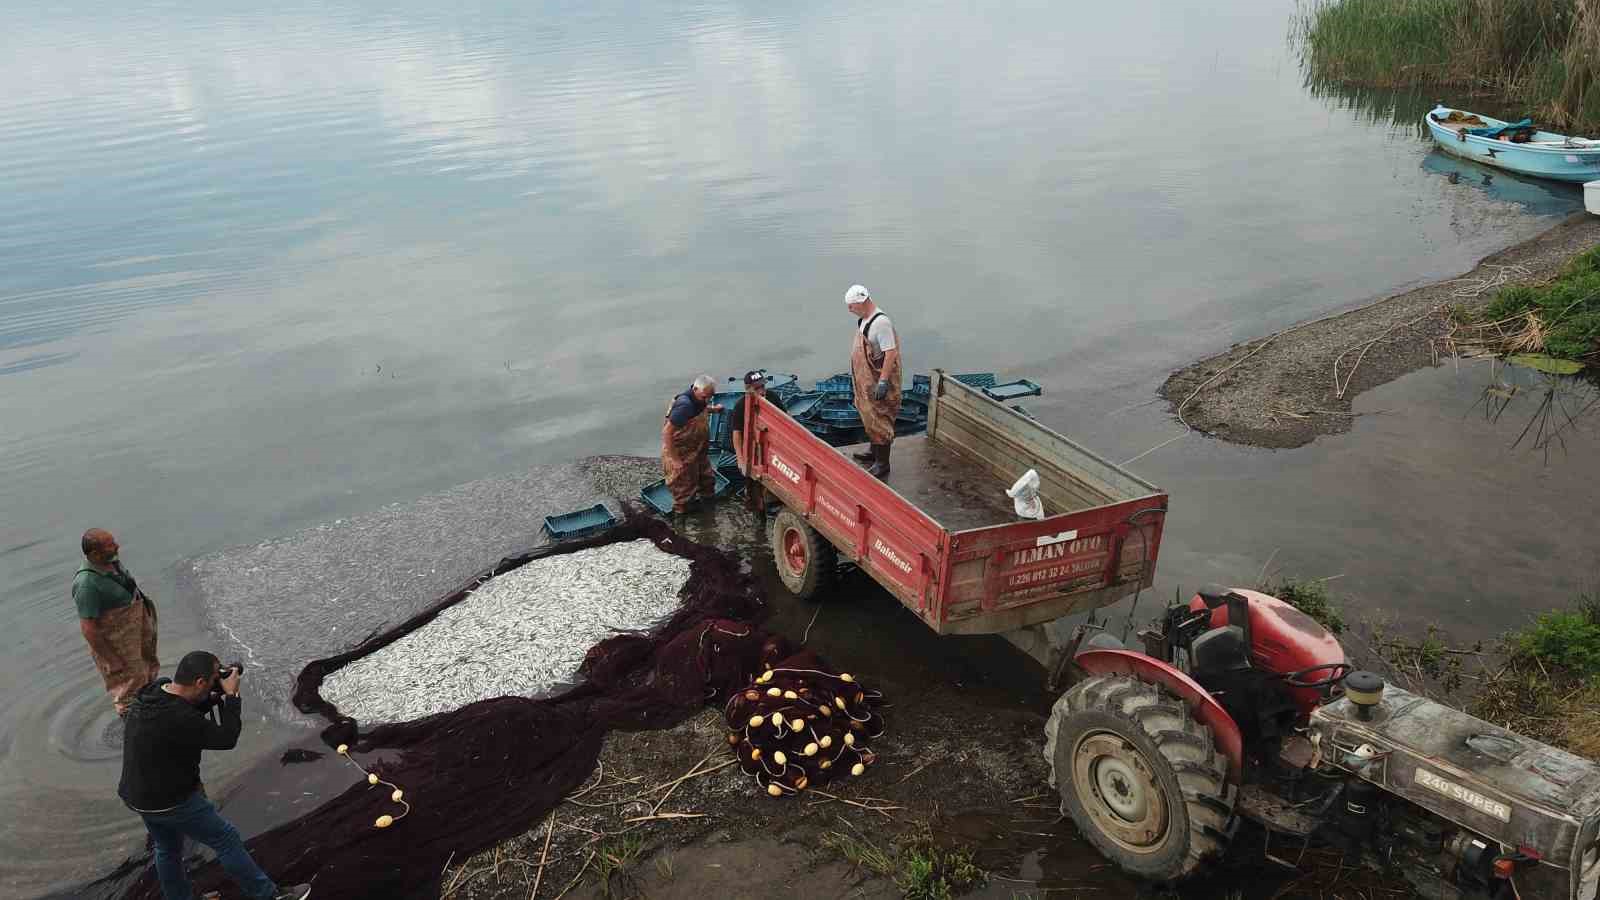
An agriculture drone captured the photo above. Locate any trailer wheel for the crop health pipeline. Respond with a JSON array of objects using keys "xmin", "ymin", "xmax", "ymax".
[
  {"xmin": 770, "ymin": 507, "xmax": 836, "ymax": 600},
  {"xmin": 1043, "ymin": 674, "xmax": 1233, "ymax": 881}
]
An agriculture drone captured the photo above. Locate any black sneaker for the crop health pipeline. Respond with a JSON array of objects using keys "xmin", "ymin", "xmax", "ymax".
[{"xmin": 273, "ymin": 885, "xmax": 312, "ymax": 900}]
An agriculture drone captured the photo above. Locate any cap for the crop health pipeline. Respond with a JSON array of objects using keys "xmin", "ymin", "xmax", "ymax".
[
  {"xmin": 744, "ymin": 369, "xmax": 768, "ymax": 386},
  {"xmin": 844, "ymin": 284, "xmax": 870, "ymax": 307}
]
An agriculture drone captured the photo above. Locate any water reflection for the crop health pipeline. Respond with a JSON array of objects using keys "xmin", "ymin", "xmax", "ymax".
[
  {"xmin": 1301, "ymin": 76, "xmax": 1440, "ymax": 136},
  {"xmin": 1470, "ymin": 358, "xmax": 1600, "ymax": 463},
  {"xmin": 1421, "ymin": 150, "xmax": 1586, "ymax": 216},
  {"xmin": 2, "ymin": 0, "xmax": 1595, "ymax": 893}
]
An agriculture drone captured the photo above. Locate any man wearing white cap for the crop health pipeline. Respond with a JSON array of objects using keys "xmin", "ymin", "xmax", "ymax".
[{"xmin": 844, "ymin": 284, "xmax": 902, "ymax": 479}]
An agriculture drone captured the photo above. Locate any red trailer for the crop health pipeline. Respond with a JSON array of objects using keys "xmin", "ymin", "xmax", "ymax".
[{"xmin": 744, "ymin": 370, "xmax": 1168, "ymax": 634}]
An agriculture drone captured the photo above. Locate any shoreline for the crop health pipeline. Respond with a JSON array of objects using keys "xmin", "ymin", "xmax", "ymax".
[{"xmin": 1160, "ymin": 213, "xmax": 1600, "ymax": 449}]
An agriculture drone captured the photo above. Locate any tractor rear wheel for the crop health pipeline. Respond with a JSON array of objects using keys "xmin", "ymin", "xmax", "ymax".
[
  {"xmin": 769, "ymin": 507, "xmax": 836, "ymax": 600},
  {"xmin": 1043, "ymin": 674, "xmax": 1234, "ymax": 881}
]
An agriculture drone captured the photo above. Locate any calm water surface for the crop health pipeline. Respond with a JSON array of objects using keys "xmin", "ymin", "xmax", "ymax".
[{"xmin": 2, "ymin": 0, "xmax": 1593, "ymax": 893}]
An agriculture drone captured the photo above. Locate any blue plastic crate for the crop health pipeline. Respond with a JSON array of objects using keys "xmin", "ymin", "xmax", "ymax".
[
  {"xmin": 640, "ymin": 470, "xmax": 734, "ymax": 515},
  {"xmin": 818, "ymin": 406, "xmax": 863, "ymax": 425},
  {"xmin": 983, "ymin": 379, "xmax": 1042, "ymax": 401},
  {"xmin": 541, "ymin": 504, "xmax": 617, "ymax": 541},
  {"xmin": 954, "ymin": 372, "xmax": 998, "ymax": 389},
  {"xmin": 783, "ymin": 392, "xmax": 825, "ymax": 419},
  {"xmin": 816, "ymin": 374, "xmax": 854, "ymax": 394},
  {"xmin": 910, "ymin": 374, "xmax": 931, "ymax": 396},
  {"xmin": 705, "ymin": 391, "xmax": 743, "ymax": 450},
  {"xmin": 711, "ymin": 449, "xmax": 743, "ymax": 484}
]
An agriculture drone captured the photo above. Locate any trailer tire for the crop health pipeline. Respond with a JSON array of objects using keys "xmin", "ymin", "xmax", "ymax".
[
  {"xmin": 770, "ymin": 507, "xmax": 836, "ymax": 600},
  {"xmin": 1043, "ymin": 674, "xmax": 1233, "ymax": 882}
]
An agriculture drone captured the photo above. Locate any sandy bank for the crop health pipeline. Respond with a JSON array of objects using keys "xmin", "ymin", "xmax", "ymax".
[{"xmin": 1160, "ymin": 213, "xmax": 1600, "ymax": 449}]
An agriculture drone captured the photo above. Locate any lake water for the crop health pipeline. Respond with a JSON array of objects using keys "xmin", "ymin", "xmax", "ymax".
[{"xmin": 2, "ymin": 0, "xmax": 1594, "ymax": 894}]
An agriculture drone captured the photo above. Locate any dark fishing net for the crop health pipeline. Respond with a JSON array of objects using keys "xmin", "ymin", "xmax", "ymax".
[
  {"xmin": 722, "ymin": 657, "xmax": 886, "ymax": 796},
  {"xmin": 106, "ymin": 513, "xmax": 776, "ymax": 900}
]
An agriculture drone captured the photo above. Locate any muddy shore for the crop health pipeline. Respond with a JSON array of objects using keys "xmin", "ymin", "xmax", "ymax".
[{"xmin": 1160, "ymin": 213, "xmax": 1600, "ymax": 449}]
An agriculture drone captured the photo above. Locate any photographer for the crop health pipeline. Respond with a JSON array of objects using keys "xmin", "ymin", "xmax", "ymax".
[{"xmin": 119, "ymin": 650, "xmax": 311, "ymax": 900}]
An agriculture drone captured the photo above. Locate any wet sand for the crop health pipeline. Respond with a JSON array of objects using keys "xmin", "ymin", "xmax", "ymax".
[{"xmin": 1161, "ymin": 213, "xmax": 1600, "ymax": 449}]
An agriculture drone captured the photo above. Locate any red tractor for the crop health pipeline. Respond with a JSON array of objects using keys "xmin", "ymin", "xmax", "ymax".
[{"xmin": 1046, "ymin": 585, "xmax": 1600, "ymax": 899}]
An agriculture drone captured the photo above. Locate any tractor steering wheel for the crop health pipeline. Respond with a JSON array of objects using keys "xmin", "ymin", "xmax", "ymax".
[{"xmin": 1281, "ymin": 662, "xmax": 1352, "ymax": 689}]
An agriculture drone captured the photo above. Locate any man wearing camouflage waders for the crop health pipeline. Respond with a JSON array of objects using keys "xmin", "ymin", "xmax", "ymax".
[
  {"xmin": 73, "ymin": 528, "xmax": 160, "ymax": 716},
  {"xmin": 845, "ymin": 284, "xmax": 902, "ymax": 479},
  {"xmin": 661, "ymin": 375, "xmax": 724, "ymax": 514}
]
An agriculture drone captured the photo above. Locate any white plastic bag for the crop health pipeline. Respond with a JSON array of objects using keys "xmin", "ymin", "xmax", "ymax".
[{"xmin": 1006, "ymin": 468, "xmax": 1043, "ymax": 520}]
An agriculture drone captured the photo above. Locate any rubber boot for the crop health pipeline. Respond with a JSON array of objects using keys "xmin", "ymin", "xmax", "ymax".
[
  {"xmin": 852, "ymin": 447, "xmax": 875, "ymax": 463},
  {"xmin": 867, "ymin": 442, "xmax": 891, "ymax": 480}
]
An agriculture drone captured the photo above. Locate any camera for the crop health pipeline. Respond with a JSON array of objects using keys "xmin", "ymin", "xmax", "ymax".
[{"xmin": 204, "ymin": 661, "xmax": 245, "ymax": 708}]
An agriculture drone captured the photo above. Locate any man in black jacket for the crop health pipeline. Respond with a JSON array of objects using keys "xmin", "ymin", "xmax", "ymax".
[{"xmin": 119, "ymin": 650, "xmax": 311, "ymax": 900}]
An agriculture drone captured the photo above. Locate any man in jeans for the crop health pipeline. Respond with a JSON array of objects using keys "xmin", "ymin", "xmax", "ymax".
[{"xmin": 119, "ymin": 650, "xmax": 311, "ymax": 900}]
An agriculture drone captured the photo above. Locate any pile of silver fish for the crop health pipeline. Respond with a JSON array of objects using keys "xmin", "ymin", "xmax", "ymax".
[{"xmin": 321, "ymin": 540, "xmax": 691, "ymax": 723}]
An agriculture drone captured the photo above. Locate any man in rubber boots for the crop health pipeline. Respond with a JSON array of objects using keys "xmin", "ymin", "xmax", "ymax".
[
  {"xmin": 844, "ymin": 284, "xmax": 902, "ymax": 479},
  {"xmin": 661, "ymin": 374, "xmax": 723, "ymax": 514},
  {"xmin": 121, "ymin": 650, "xmax": 312, "ymax": 900},
  {"xmin": 72, "ymin": 528, "xmax": 160, "ymax": 717},
  {"xmin": 730, "ymin": 369, "xmax": 787, "ymax": 512}
]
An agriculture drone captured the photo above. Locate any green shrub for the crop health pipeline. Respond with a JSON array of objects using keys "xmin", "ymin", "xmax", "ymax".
[
  {"xmin": 1514, "ymin": 609, "xmax": 1600, "ymax": 678},
  {"xmin": 1268, "ymin": 577, "xmax": 1347, "ymax": 634},
  {"xmin": 1477, "ymin": 259, "xmax": 1600, "ymax": 361}
]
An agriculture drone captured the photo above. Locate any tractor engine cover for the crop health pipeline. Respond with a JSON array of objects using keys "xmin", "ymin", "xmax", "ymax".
[{"xmin": 1312, "ymin": 684, "xmax": 1600, "ymax": 900}]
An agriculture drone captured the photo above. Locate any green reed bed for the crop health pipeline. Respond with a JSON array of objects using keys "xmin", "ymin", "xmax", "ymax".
[{"xmin": 1301, "ymin": 0, "xmax": 1600, "ymax": 131}]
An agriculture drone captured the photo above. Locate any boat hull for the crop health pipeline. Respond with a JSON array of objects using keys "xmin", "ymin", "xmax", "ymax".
[{"xmin": 1426, "ymin": 108, "xmax": 1600, "ymax": 184}]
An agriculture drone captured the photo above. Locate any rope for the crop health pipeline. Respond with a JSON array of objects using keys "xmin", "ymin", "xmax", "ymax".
[{"xmin": 335, "ymin": 743, "xmax": 413, "ymax": 829}]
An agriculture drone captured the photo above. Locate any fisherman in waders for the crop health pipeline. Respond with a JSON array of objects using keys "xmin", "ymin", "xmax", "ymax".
[
  {"xmin": 844, "ymin": 284, "xmax": 901, "ymax": 479},
  {"xmin": 73, "ymin": 528, "xmax": 160, "ymax": 717},
  {"xmin": 661, "ymin": 374, "xmax": 723, "ymax": 515}
]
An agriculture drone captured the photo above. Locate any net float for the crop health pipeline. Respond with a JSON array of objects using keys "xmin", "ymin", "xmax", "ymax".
[
  {"xmin": 375, "ymin": 814, "xmax": 394, "ymax": 828},
  {"xmin": 845, "ymin": 733, "xmax": 856, "ymax": 746},
  {"xmin": 855, "ymin": 691, "xmax": 865, "ymax": 704},
  {"xmin": 789, "ymin": 717, "xmax": 804, "ymax": 730},
  {"xmin": 367, "ymin": 773, "xmax": 379, "ymax": 785},
  {"xmin": 744, "ymin": 690, "xmax": 760, "ymax": 702},
  {"xmin": 336, "ymin": 744, "xmax": 349, "ymax": 755},
  {"xmin": 728, "ymin": 733, "xmax": 741, "ymax": 746},
  {"xmin": 840, "ymin": 673, "xmax": 855, "ymax": 683},
  {"xmin": 820, "ymin": 760, "xmax": 832, "ymax": 770},
  {"xmin": 767, "ymin": 783, "xmax": 783, "ymax": 797},
  {"xmin": 819, "ymin": 736, "xmax": 833, "ymax": 749},
  {"xmin": 819, "ymin": 705, "xmax": 832, "ymax": 716},
  {"xmin": 391, "ymin": 789, "xmax": 404, "ymax": 802},
  {"xmin": 803, "ymin": 742, "xmax": 818, "ymax": 756},
  {"xmin": 767, "ymin": 687, "xmax": 781, "ymax": 697},
  {"xmin": 751, "ymin": 748, "xmax": 762, "ymax": 760},
  {"xmin": 834, "ymin": 697, "xmax": 846, "ymax": 710},
  {"xmin": 783, "ymin": 690, "xmax": 798, "ymax": 700},
  {"xmin": 774, "ymin": 751, "xmax": 788, "ymax": 766},
  {"xmin": 795, "ymin": 776, "xmax": 809, "ymax": 790},
  {"xmin": 851, "ymin": 763, "xmax": 865, "ymax": 776}
]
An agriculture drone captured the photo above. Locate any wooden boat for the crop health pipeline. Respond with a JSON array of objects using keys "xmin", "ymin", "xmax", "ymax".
[{"xmin": 1426, "ymin": 106, "xmax": 1600, "ymax": 183}]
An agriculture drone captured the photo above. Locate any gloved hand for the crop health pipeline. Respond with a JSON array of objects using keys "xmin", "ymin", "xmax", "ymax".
[{"xmin": 871, "ymin": 381, "xmax": 890, "ymax": 401}]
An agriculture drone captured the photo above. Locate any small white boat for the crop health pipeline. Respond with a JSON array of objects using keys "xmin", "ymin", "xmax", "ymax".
[{"xmin": 1426, "ymin": 106, "xmax": 1600, "ymax": 184}]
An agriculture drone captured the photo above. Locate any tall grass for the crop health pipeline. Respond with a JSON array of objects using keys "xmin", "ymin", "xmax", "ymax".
[{"xmin": 1301, "ymin": 0, "xmax": 1600, "ymax": 131}]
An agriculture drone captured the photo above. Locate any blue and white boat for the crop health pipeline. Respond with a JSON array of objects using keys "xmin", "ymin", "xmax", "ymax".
[{"xmin": 1426, "ymin": 106, "xmax": 1600, "ymax": 183}]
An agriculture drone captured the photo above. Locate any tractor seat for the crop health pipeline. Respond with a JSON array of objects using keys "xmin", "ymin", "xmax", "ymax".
[{"xmin": 1190, "ymin": 624, "xmax": 1250, "ymax": 675}]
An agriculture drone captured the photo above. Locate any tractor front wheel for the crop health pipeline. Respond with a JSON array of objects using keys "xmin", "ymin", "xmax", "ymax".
[
  {"xmin": 1043, "ymin": 674, "xmax": 1234, "ymax": 881},
  {"xmin": 769, "ymin": 507, "xmax": 836, "ymax": 600}
]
